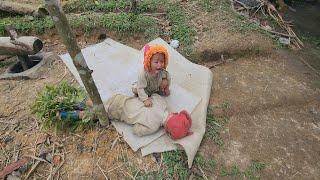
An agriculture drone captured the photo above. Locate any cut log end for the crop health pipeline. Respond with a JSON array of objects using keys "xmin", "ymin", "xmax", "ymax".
[{"xmin": 0, "ymin": 37, "xmax": 43, "ymax": 56}]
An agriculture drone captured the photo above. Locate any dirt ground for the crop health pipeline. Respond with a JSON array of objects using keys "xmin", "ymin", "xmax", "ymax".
[
  {"xmin": 1, "ymin": 0, "xmax": 320, "ymax": 179},
  {"xmin": 190, "ymin": 3, "xmax": 320, "ymax": 179}
]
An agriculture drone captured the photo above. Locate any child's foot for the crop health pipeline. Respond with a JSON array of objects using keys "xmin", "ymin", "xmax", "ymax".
[
  {"xmin": 85, "ymin": 99, "xmax": 93, "ymax": 108},
  {"xmin": 74, "ymin": 99, "xmax": 94, "ymax": 110},
  {"xmin": 57, "ymin": 110, "xmax": 85, "ymax": 121}
]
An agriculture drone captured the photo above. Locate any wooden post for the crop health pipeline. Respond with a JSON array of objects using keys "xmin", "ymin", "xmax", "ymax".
[
  {"xmin": 44, "ymin": 0, "xmax": 109, "ymax": 126},
  {"xmin": 131, "ymin": 0, "xmax": 137, "ymax": 13}
]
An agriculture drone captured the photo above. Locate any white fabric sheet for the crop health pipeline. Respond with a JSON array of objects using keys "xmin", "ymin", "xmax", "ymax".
[{"xmin": 60, "ymin": 38, "xmax": 213, "ymax": 167}]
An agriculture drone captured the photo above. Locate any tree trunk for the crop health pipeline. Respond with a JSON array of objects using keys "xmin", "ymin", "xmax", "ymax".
[
  {"xmin": 0, "ymin": 37, "xmax": 43, "ymax": 56},
  {"xmin": 44, "ymin": 0, "xmax": 109, "ymax": 126},
  {"xmin": 0, "ymin": 1, "xmax": 48, "ymax": 17}
]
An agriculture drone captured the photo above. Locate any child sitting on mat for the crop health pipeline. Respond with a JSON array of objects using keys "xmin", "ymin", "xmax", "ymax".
[{"xmin": 132, "ymin": 44, "xmax": 171, "ymax": 107}]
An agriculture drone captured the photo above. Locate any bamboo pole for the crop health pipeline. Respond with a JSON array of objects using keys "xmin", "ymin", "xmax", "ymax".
[{"xmin": 44, "ymin": 0, "xmax": 109, "ymax": 126}]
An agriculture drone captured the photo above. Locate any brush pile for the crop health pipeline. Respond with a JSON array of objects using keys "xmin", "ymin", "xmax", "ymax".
[{"xmin": 231, "ymin": 0, "xmax": 304, "ymax": 49}]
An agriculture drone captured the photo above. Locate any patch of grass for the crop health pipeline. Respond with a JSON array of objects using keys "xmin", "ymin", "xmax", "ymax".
[
  {"xmin": 133, "ymin": 171, "xmax": 165, "ymax": 180},
  {"xmin": 194, "ymin": 154, "xmax": 216, "ymax": 172},
  {"xmin": 144, "ymin": 27, "xmax": 163, "ymax": 40},
  {"xmin": 218, "ymin": 0, "xmax": 233, "ymax": 13},
  {"xmin": 63, "ymin": 0, "xmax": 130, "ymax": 13},
  {"xmin": 31, "ymin": 81, "xmax": 92, "ymax": 131},
  {"xmin": 221, "ymin": 165, "xmax": 241, "ymax": 177},
  {"xmin": 162, "ymin": 150, "xmax": 190, "ymax": 179},
  {"xmin": 100, "ymin": 13, "xmax": 156, "ymax": 34},
  {"xmin": 151, "ymin": 152, "xmax": 216, "ymax": 179},
  {"xmin": 63, "ymin": 0, "xmax": 167, "ymax": 14},
  {"xmin": 0, "ymin": 12, "xmax": 159, "ymax": 36},
  {"xmin": 220, "ymin": 161, "xmax": 266, "ymax": 179},
  {"xmin": 0, "ymin": 60, "xmax": 15, "ymax": 68},
  {"xmin": 166, "ymin": 4, "xmax": 195, "ymax": 56},
  {"xmin": 0, "ymin": 11, "xmax": 18, "ymax": 18},
  {"xmin": 237, "ymin": 21, "xmax": 260, "ymax": 33},
  {"xmin": 244, "ymin": 161, "xmax": 266, "ymax": 180},
  {"xmin": 301, "ymin": 35, "xmax": 320, "ymax": 47},
  {"xmin": 199, "ymin": 0, "xmax": 215, "ymax": 12},
  {"xmin": 215, "ymin": 101, "xmax": 231, "ymax": 109},
  {"xmin": 0, "ymin": 16, "xmax": 54, "ymax": 35},
  {"xmin": 137, "ymin": 0, "xmax": 168, "ymax": 13},
  {"xmin": 206, "ymin": 111, "xmax": 227, "ymax": 147}
]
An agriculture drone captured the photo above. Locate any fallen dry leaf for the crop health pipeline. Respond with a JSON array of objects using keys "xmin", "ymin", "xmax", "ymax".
[
  {"xmin": 0, "ymin": 158, "xmax": 29, "ymax": 178},
  {"xmin": 36, "ymin": 134, "xmax": 48, "ymax": 145}
]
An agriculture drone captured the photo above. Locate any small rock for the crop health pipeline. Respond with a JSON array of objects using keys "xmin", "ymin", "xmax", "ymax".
[
  {"xmin": 2, "ymin": 135, "xmax": 14, "ymax": 144},
  {"xmin": 6, "ymin": 174, "xmax": 20, "ymax": 180},
  {"xmin": 45, "ymin": 153, "xmax": 53, "ymax": 162},
  {"xmin": 152, "ymin": 153, "xmax": 161, "ymax": 163},
  {"xmin": 279, "ymin": 37, "xmax": 290, "ymax": 45},
  {"xmin": 262, "ymin": 25, "xmax": 272, "ymax": 31},
  {"xmin": 52, "ymin": 155, "xmax": 62, "ymax": 165},
  {"xmin": 26, "ymin": 16, "xmax": 34, "ymax": 21},
  {"xmin": 11, "ymin": 171, "xmax": 21, "ymax": 177},
  {"xmin": 169, "ymin": 39, "xmax": 179, "ymax": 49}
]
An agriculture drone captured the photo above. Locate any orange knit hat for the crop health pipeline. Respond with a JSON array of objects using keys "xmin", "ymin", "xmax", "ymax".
[{"xmin": 143, "ymin": 44, "xmax": 169, "ymax": 72}]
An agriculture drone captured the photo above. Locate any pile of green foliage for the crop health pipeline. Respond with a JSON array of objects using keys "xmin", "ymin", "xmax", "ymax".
[{"xmin": 32, "ymin": 81, "xmax": 93, "ymax": 131}]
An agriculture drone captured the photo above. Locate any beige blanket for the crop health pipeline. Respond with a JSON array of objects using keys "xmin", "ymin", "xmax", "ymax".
[{"xmin": 60, "ymin": 38, "xmax": 213, "ymax": 167}]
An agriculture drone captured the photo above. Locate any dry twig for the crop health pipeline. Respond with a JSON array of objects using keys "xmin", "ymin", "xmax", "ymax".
[
  {"xmin": 47, "ymin": 143, "xmax": 55, "ymax": 180},
  {"xmin": 262, "ymin": 28, "xmax": 295, "ymax": 38},
  {"xmin": 299, "ymin": 57, "xmax": 320, "ymax": 77},
  {"xmin": 23, "ymin": 155, "xmax": 49, "ymax": 163},
  {"xmin": 198, "ymin": 166, "xmax": 209, "ymax": 180},
  {"xmin": 110, "ymin": 135, "xmax": 120, "ymax": 150},
  {"xmin": 106, "ymin": 164, "xmax": 124, "ymax": 173},
  {"xmin": 96, "ymin": 158, "xmax": 109, "ymax": 180},
  {"xmin": 24, "ymin": 160, "xmax": 41, "ymax": 180},
  {"xmin": 209, "ymin": 54, "xmax": 226, "ymax": 69},
  {"xmin": 0, "ymin": 120, "xmax": 17, "ymax": 125},
  {"xmin": 47, "ymin": 152, "xmax": 65, "ymax": 180}
]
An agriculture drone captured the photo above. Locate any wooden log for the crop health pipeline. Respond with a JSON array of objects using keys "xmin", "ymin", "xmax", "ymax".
[
  {"xmin": 45, "ymin": 0, "xmax": 109, "ymax": 126},
  {"xmin": 0, "ymin": 55, "xmax": 12, "ymax": 61},
  {"xmin": 0, "ymin": 1, "xmax": 48, "ymax": 17},
  {"xmin": 0, "ymin": 37, "xmax": 43, "ymax": 56}
]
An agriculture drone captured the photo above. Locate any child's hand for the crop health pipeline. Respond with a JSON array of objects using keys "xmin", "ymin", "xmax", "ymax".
[
  {"xmin": 143, "ymin": 99, "xmax": 152, "ymax": 107},
  {"xmin": 164, "ymin": 88, "xmax": 170, "ymax": 96},
  {"xmin": 160, "ymin": 79, "xmax": 169, "ymax": 96}
]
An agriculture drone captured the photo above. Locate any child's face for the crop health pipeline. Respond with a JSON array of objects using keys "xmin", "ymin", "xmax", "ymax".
[{"xmin": 150, "ymin": 53, "xmax": 165, "ymax": 74}]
